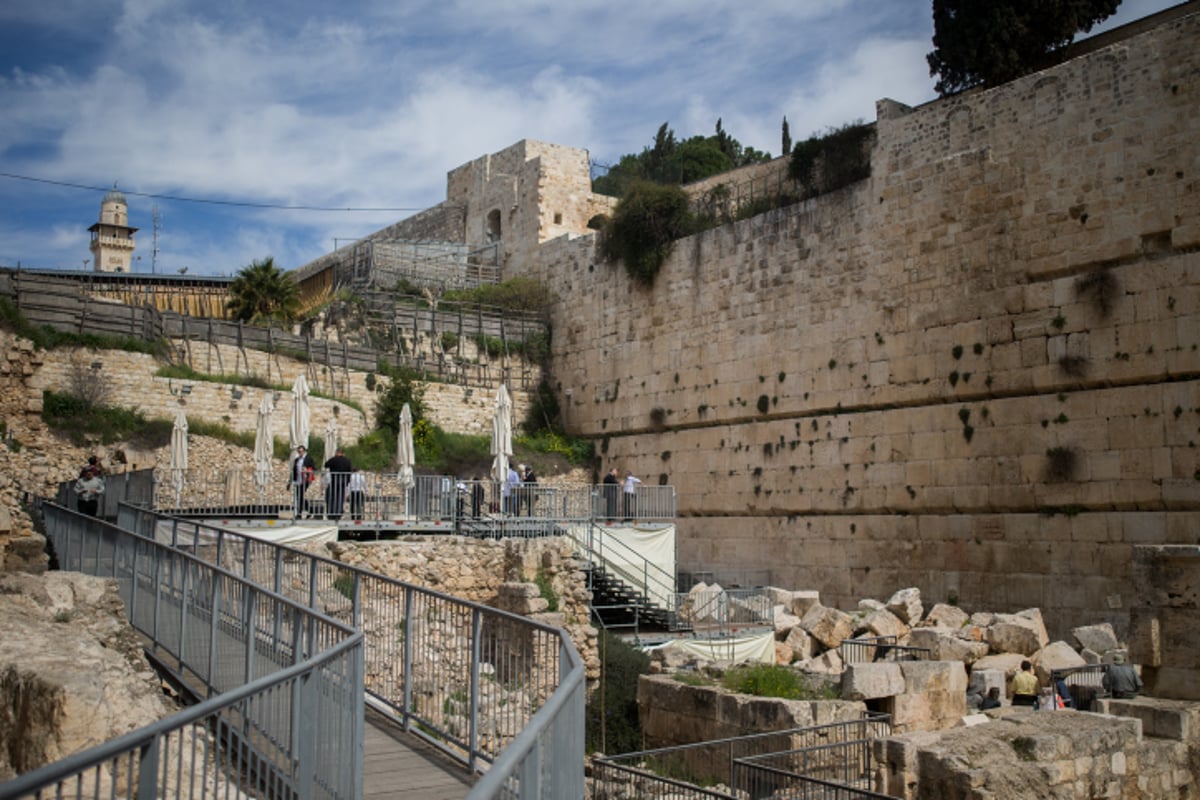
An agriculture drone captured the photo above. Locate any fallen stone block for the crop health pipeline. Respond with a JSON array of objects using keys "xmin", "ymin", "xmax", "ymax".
[
  {"xmin": 920, "ymin": 602, "xmax": 969, "ymax": 630},
  {"xmin": 1073, "ymin": 622, "xmax": 1120, "ymax": 655},
  {"xmin": 842, "ymin": 662, "xmax": 905, "ymax": 700},
  {"xmin": 801, "ymin": 604, "xmax": 855, "ymax": 650},
  {"xmin": 886, "ymin": 587, "xmax": 923, "ymax": 625},
  {"xmin": 1033, "ymin": 641, "xmax": 1088, "ymax": 685},
  {"xmin": 789, "ymin": 590, "xmax": 820, "ymax": 618}
]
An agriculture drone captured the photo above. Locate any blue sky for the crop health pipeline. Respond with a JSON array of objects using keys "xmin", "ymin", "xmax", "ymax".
[{"xmin": 0, "ymin": 0, "xmax": 1178, "ymax": 277}]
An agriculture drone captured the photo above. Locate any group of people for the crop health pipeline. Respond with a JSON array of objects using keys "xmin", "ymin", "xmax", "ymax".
[
  {"xmin": 499, "ymin": 463, "xmax": 538, "ymax": 516},
  {"xmin": 73, "ymin": 455, "xmax": 106, "ymax": 516},
  {"xmin": 601, "ymin": 467, "xmax": 642, "ymax": 522},
  {"xmin": 289, "ymin": 445, "xmax": 367, "ymax": 521},
  {"xmin": 970, "ymin": 655, "xmax": 1143, "ymax": 712}
]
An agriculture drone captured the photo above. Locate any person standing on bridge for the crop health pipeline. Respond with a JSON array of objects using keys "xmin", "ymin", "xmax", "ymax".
[
  {"xmin": 289, "ymin": 446, "xmax": 315, "ymax": 519},
  {"xmin": 323, "ymin": 448, "xmax": 353, "ymax": 520}
]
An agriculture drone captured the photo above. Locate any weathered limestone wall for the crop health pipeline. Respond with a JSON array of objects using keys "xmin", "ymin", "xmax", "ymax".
[
  {"xmin": 318, "ymin": 536, "xmax": 600, "ymax": 681},
  {"xmin": 26, "ymin": 342, "xmax": 533, "ymax": 445},
  {"xmin": 876, "ymin": 705, "xmax": 1198, "ymax": 799},
  {"xmin": 638, "ymin": 673, "xmax": 865, "ymax": 749},
  {"xmin": 516, "ymin": 10, "xmax": 1200, "ymax": 639},
  {"xmin": 1129, "ymin": 545, "xmax": 1200, "ymax": 700}
]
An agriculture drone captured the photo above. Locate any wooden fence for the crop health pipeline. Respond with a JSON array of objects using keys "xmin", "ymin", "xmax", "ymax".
[{"xmin": 0, "ymin": 267, "xmax": 546, "ymax": 391}]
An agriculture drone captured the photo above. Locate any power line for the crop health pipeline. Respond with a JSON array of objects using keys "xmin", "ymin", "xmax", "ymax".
[{"xmin": 0, "ymin": 171, "xmax": 426, "ymax": 213}]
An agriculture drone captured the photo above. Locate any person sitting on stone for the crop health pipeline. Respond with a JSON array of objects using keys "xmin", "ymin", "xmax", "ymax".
[
  {"xmin": 1011, "ymin": 660, "xmax": 1038, "ymax": 706},
  {"xmin": 1102, "ymin": 652, "xmax": 1143, "ymax": 699},
  {"xmin": 980, "ymin": 687, "xmax": 1002, "ymax": 710}
]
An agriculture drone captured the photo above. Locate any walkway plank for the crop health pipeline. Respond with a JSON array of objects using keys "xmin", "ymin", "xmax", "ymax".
[{"xmin": 363, "ymin": 707, "xmax": 476, "ymax": 799}]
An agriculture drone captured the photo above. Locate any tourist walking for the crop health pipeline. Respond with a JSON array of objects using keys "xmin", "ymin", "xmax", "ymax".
[{"xmin": 73, "ymin": 466, "xmax": 105, "ymax": 517}]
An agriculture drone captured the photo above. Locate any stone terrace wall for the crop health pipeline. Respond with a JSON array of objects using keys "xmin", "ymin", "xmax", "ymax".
[
  {"xmin": 26, "ymin": 342, "xmax": 533, "ymax": 445},
  {"xmin": 518, "ymin": 10, "xmax": 1200, "ymax": 639}
]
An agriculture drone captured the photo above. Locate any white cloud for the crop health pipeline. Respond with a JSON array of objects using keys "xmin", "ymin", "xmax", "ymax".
[{"xmin": 782, "ymin": 37, "xmax": 935, "ymax": 140}]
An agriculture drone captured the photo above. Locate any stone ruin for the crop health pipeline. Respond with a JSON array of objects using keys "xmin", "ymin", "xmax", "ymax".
[{"xmin": 640, "ymin": 583, "xmax": 1200, "ymax": 798}]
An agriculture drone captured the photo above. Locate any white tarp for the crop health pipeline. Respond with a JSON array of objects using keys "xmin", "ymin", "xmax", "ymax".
[
  {"xmin": 154, "ymin": 519, "xmax": 338, "ymax": 547},
  {"xmin": 650, "ymin": 631, "xmax": 776, "ymax": 665},
  {"xmin": 567, "ymin": 522, "xmax": 676, "ymax": 609}
]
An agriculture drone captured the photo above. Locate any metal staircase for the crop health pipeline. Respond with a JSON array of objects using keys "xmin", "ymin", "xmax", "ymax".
[{"xmin": 571, "ymin": 523, "xmax": 685, "ymax": 636}]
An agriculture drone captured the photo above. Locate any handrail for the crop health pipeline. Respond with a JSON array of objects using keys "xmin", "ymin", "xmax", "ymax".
[
  {"xmin": 572, "ymin": 522, "xmax": 678, "ymax": 615},
  {"xmin": 0, "ymin": 503, "xmax": 364, "ymax": 800}
]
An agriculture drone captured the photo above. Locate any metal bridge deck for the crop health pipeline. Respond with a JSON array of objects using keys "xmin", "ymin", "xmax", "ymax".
[{"xmin": 363, "ymin": 707, "xmax": 476, "ymax": 799}]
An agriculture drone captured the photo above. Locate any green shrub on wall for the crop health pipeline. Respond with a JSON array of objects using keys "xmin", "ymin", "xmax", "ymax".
[
  {"xmin": 788, "ymin": 122, "xmax": 875, "ymax": 199},
  {"xmin": 602, "ymin": 181, "xmax": 694, "ymax": 287}
]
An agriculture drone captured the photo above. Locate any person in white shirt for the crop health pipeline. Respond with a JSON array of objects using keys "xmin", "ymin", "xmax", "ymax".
[{"xmin": 622, "ymin": 471, "xmax": 642, "ymax": 521}]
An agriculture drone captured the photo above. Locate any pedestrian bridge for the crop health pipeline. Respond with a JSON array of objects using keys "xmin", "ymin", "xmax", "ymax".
[{"xmin": 0, "ymin": 501, "xmax": 585, "ymax": 800}]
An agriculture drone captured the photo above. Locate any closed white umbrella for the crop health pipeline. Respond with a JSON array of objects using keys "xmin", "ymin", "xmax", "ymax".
[
  {"xmin": 324, "ymin": 416, "xmax": 340, "ymax": 460},
  {"xmin": 254, "ymin": 393, "xmax": 275, "ymax": 491},
  {"xmin": 396, "ymin": 404, "xmax": 415, "ymax": 489},
  {"xmin": 396, "ymin": 404, "xmax": 415, "ymax": 517},
  {"xmin": 289, "ymin": 374, "xmax": 310, "ymax": 452},
  {"xmin": 491, "ymin": 384, "xmax": 512, "ymax": 487},
  {"xmin": 170, "ymin": 410, "xmax": 188, "ymax": 506}
]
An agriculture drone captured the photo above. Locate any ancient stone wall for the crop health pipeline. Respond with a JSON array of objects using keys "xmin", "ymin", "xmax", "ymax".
[
  {"xmin": 319, "ymin": 536, "xmax": 600, "ymax": 681},
  {"xmin": 26, "ymin": 342, "xmax": 533, "ymax": 446},
  {"xmin": 515, "ymin": 10, "xmax": 1200, "ymax": 639}
]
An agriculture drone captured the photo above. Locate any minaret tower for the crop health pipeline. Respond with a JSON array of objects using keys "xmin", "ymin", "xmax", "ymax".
[{"xmin": 88, "ymin": 185, "xmax": 138, "ymax": 272}]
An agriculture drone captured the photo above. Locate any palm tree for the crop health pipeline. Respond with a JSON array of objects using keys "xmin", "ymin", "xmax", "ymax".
[{"xmin": 226, "ymin": 257, "xmax": 300, "ymax": 324}]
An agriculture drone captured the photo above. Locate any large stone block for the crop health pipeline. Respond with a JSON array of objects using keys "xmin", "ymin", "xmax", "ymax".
[
  {"xmin": 800, "ymin": 604, "xmax": 855, "ymax": 650},
  {"xmin": 843, "ymin": 662, "xmax": 905, "ymax": 700},
  {"xmin": 908, "ymin": 627, "xmax": 989, "ymax": 665},
  {"xmin": 1032, "ymin": 641, "xmax": 1087, "ymax": 685},
  {"xmin": 886, "ymin": 587, "xmax": 923, "ymax": 624},
  {"xmin": 784, "ymin": 627, "xmax": 814, "ymax": 662},
  {"xmin": 987, "ymin": 609, "xmax": 1049, "ymax": 655},
  {"xmin": 858, "ymin": 608, "xmax": 909, "ymax": 640},
  {"xmin": 1072, "ymin": 622, "xmax": 1120, "ymax": 655},
  {"xmin": 920, "ymin": 602, "xmax": 969, "ymax": 630},
  {"xmin": 789, "ymin": 590, "xmax": 820, "ymax": 618}
]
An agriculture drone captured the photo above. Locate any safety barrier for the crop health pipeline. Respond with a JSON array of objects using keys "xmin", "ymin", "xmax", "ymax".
[
  {"xmin": 840, "ymin": 636, "xmax": 931, "ymax": 664},
  {"xmin": 150, "ymin": 470, "xmax": 676, "ymax": 530},
  {"xmin": 0, "ymin": 504, "xmax": 364, "ymax": 800},
  {"xmin": 592, "ymin": 713, "xmax": 893, "ymax": 799},
  {"xmin": 117, "ymin": 504, "xmax": 586, "ymax": 799}
]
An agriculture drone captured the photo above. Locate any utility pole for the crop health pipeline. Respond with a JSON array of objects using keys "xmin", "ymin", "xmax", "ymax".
[{"xmin": 152, "ymin": 206, "xmax": 161, "ymax": 274}]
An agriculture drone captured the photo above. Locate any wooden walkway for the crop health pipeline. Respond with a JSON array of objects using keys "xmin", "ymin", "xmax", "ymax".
[{"xmin": 364, "ymin": 707, "xmax": 477, "ymax": 799}]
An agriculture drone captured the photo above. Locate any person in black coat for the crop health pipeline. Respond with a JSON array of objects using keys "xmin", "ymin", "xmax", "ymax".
[
  {"xmin": 602, "ymin": 467, "xmax": 619, "ymax": 523},
  {"xmin": 324, "ymin": 448, "xmax": 353, "ymax": 520}
]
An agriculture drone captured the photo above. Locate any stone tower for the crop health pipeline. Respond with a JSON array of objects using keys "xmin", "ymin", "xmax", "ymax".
[{"xmin": 88, "ymin": 186, "xmax": 137, "ymax": 272}]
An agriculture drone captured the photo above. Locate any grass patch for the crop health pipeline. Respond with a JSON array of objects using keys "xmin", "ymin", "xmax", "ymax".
[
  {"xmin": 721, "ymin": 664, "xmax": 836, "ymax": 700},
  {"xmin": 534, "ymin": 569, "xmax": 559, "ymax": 613}
]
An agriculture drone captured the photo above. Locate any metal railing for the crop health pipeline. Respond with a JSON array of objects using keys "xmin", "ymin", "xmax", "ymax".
[
  {"xmin": 592, "ymin": 713, "xmax": 893, "ymax": 800},
  {"xmin": 673, "ymin": 587, "xmax": 774, "ymax": 632},
  {"xmin": 1050, "ymin": 664, "xmax": 1111, "ymax": 711},
  {"xmin": 57, "ymin": 467, "xmax": 156, "ymax": 519},
  {"xmin": 117, "ymin": 504, "xmax": 586, "ymax": 799},
  {"xmin": 0, "ymin": 503, "xmax": 364, "ymax": 800},
  {"xmin": 149, "ymin": 470, "xmax": 676, "ymax": 530},
  {"xmin": 840, "ymin": 636, "xmax": 931, "ymax": 664}
]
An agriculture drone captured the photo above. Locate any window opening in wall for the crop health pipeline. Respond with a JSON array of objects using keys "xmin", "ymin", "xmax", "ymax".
[
  {"xmin": 487, "ymin": 209, "xmax": 502, "ymax": 242},
  {"xmin": 553, "ymin": 212, "xmax": 563, "ymax": 225}
]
